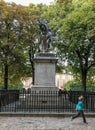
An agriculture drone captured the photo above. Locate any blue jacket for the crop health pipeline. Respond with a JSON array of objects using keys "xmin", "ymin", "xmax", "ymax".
[{"xmin": 76, "ymin": 101, "xmax": 84, "ymax": 110}]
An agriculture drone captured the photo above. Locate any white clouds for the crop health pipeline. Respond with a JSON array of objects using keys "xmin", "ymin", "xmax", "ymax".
[{"xmin": 4, "ymin": 0, "xmax": 55, "ymax": 6}]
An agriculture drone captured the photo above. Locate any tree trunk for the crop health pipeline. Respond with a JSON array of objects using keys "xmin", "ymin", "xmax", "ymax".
[
  {"xmin": 76, "ymin": 50, "xmax": 88, "ymax": 92},
  {"xmin": 29, "ymin": 49, "xmax": 34, "ymax": 85},
  {"xmin": 4, "ymin": 64, "xmax": 8, "ymax": 90},
  {"xmin": 81, "ymin": 69, "xmax": 87, "ymax": 92}
]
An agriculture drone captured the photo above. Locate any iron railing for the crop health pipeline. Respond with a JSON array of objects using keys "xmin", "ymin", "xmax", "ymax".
[{"xmin": 0, "ymin": 90, "xmax": 95, "ymax": 113}]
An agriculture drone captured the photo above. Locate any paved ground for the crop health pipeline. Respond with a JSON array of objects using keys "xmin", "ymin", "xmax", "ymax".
[{"xmin": 0, "ymin": 116, "xmax": 94, "ymax": 130}]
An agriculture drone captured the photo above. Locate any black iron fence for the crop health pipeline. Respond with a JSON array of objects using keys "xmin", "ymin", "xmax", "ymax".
[{"xmin": 0, "ymin": 90, "xmax": 95, "ymax": 113}]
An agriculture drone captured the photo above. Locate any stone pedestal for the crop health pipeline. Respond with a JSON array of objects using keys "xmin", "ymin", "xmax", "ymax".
[{"xmin": 32, "ymin": 52, "xmax": 58, "ymax": 91}]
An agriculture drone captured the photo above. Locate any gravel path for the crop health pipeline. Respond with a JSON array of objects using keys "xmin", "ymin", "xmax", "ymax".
[{"xmin": 0, "ymin": 116, "xmax": 94, "ymax": 130}]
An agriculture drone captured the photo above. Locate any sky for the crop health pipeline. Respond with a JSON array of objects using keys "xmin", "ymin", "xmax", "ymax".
[{"xmin": 4, "ymin": 0, "xmax": 55, "ymax": 6}]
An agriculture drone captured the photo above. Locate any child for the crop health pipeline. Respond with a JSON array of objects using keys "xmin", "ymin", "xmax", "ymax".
[{"xmin": 71, "ymin": 95, "xmax": 87, "ymax": 124}]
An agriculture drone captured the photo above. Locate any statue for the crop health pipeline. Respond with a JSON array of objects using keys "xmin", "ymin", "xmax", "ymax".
[{"xmin": 37, "ymin": 19, "xmax": 52, "ymax": 52}]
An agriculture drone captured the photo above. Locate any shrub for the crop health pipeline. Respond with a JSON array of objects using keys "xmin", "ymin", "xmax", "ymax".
[{"xmin": 64, "ymin": 80, "xmax": 95, "ymax": 91}]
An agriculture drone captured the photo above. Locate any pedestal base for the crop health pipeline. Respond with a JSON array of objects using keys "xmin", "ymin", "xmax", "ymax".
[
  {"xmin": 31, "ymin": 86, "xmax": 58, "ymax": 93},
  {"xmin": 33, "ymin": 52, "xmax": 58, "ymax": 91}
]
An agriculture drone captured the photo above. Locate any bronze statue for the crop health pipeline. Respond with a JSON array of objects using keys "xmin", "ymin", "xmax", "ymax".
[{"xmin": 37, "ymin": 19, "xmax": 52, "ymax": 52}]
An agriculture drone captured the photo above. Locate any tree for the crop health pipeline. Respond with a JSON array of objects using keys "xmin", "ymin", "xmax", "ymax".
[
  {"xmin": 40, "ymin": 0, "xmax": 95, "ymax": 91},
  {"xmin": 0, "ymin": 2, "xmax": 28, "ymax": 89},
  {"xmin": 59, "ymin": 0, "xmax": 95, "ymax": 91},
  {"xmin": 0, "ymin": 1, "xmax": 45, "ymax": 89}
]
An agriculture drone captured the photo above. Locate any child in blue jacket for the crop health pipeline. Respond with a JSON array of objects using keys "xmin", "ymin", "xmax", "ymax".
[{"xmin": 71, "ymin": 95, "xmax": 87, "ymax": 124}]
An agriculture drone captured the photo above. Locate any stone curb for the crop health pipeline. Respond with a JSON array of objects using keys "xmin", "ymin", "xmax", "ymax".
[{"xmin": 0, "ymin": 112, "xmax": 95, "ymax": 117}]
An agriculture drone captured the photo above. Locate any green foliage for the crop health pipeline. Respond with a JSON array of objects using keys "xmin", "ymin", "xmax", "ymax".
[
  {"xmin": 64, "ymin": 80, "xmax": 82, "ymax": 91},
  {"xmin": 64, "ymin": 80, "xmax": 95, "ymax": 91},
  {"xmin": 1, "ymin": 0, "xmax": 95, "ymax": 91},
  {"xmin": 0, "ymin": 82, "xmax": 23, "ymax": 90},
  {"xmin": 56, "ymin": 65, "xmax": 64, "ymax": 73},
  {"xmin": 0, "ymin": 1, "xmax": 40, "ymax": 89},
  {"xmin": 43, "ymin": 0, "xmax": 95, "ymax": 91},
  {"xmin": 8, "ymin": 82, "xmax": 23, "ymax": 90}
]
